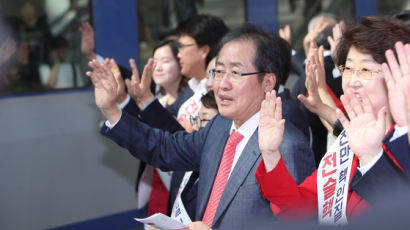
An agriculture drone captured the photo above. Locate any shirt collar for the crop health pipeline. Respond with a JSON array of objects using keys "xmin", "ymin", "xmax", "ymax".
[
  {"xmin": 278, "ymin": 85, "xmax": 285, "ymax": 94},
  {"xmin": 229, "ymin": 112, "xmax": 260, "ymax": 139},
  {"xmin": 323, "ymin": 50, "xmax": 332, "ymax": 57},
  {"xmin": 188, "ymin": 78, "xmax": 207, "ymax": 92}
]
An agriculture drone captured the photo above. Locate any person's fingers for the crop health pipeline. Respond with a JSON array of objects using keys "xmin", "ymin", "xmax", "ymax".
[
  {"xmin": 311, "ymin": 64, "xmax": 319, "ymax": 83},
  {"xmin": 314, "ymin": 17, "xmax": 324, "ymax": 32},
  {"xmin": 297, "ymin": 94, "xmax": 310, "ymax": 108},
  {"xmin": 101, "ymin": 79, "xmax": 114, "ymax": 95},
  {"xmin": 395, "ymin": 41, "xmax": 410, "ymax": 79},
  {"xmin": 267, "ymin": 90, "xmax": 276, "ymax": 119},
  {"xmin": 141, "ymin": 58, "xmax": 154, "ymax": 88},
  {"xmin": 358, "ymin": 89, "xmax": 376, "ymax": 118},
  {"xmin": 129, "ymin": 58, "xmax": 140, "ymax": 83},
  {"xmin": 297, "ymin": 93, "xmax": 317, "ymax": 113},
  {"xmin": 279, "ymin": 28, "xmax": 285, "ymax": 38},
  {"xmin": 382, "ymin": 62, "xmax": 395, "ymax": 91},
  {"xmin": 124, "ymin": 78, "xmax": 132, "ymax": 90},
  {"xmin": 275, "ymin": 96, "xmax": 283, "ymax": 121},
  {"xmin": 111, "ymin": 58, "xmax": 120, "ymax": 73},
  {"xmin": 104, "ymin": 58, "xmax": 110, "ymax": 66},
  {"xmin": 346, "ymin": 88, "xmax": 364, "ymax": 116},
  {"xmin": 310, "ymin": 40, "xmax": 317, "ymax": 50},
  {"xmin": 316, "ymin": 21, "xmax": 330, "ymax": 34},
  {"xmin": 285, "ymin": 24, "xmax": 290, "ymax": 35},
  {"xmin": 89, "ymin": 60, "xmax": 103, "ymax": 74},
  {"xmin": 340, "ymin": 94, "xmax": 357, "ymax": 119},
  {"xmin": 385, "ymin": 49, "xmax": 401, "ymax": 82},
  {"xmin": 314, "ymin": 68, "xmax": 323, "ymax": 88},
  {"xmin": 376, "ymin": 107, "xmax": 387, "ymax": 133},
  {"xmin": 327, "ymin": 36, "xmax": 334, "ymax": 47},
  {"xmin": 84, "ymin": 22, "xmax": 93, "ymax": 33},
  {"xmin": 101, "ymin": 64, "xmax": 114, "ymax": 80},
  {"xmin": 307, "ymin": 71, "xmax": 317, "ymax": 93},
  {"xmin": 404, "ymin": 43, "xmax": 410, "ymax": 68},
  {"xmin": 318, "ymin": 46, "xmax": 325, "ymax": 68}
]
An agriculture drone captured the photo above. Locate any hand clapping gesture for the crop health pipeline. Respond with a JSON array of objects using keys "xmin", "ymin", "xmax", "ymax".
[
  {"xmin": 86, "ymin": 60, "xmax": 121, "ymax": 123},
  {"xmin": 258, "ymin": 90, "xmax": 286, "ymax": 172},
  {"xmin": 336, "ymin": 88, "xmax": 386, "ymax": 167},
  {"xmin": 104, "ymin": 58, "xmax": 128, "ymax": 103}
]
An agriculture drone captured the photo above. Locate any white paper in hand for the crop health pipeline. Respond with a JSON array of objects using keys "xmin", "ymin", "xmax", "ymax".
[{"xmin": 134, "ymin": 213, "xmax": 188, "ymax": 230}]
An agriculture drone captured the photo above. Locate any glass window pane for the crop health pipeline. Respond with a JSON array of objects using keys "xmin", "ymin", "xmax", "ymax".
[{"xmin": 0, "ymin": 0, "xmax": 92, "ymax": 95}]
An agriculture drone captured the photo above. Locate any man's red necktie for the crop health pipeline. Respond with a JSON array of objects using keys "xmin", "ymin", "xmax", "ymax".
[{"xmin": 202, "ymin": 130, "xmax": 243, "ymax": 226}]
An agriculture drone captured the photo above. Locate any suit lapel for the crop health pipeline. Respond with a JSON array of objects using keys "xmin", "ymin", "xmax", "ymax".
[
  {"xmin": 212, "ymin": 129, "xmax": 261, "ymax": 225},
  {"xmin": 197, "ymin": 118, "xmax": 231, "ymax": 219}
]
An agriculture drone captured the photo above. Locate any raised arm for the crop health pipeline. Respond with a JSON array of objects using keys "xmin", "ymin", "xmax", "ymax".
[
  {"xmin": 256, "ymin": 91, "xmax": 317, "ymax": 221},
  {"xmin": 298, "ymin": 47, "xmax": 338, "ymax": 133},
  {"xmin": 86, "ymin": 59, "xmax": 203, "ymax": 171},
  {"xmin": 382, "ymin": 41, "xmax": 410, "ymax": 127},
  {"xmin": 258, "ymin": 90, "xmax": 285, "ymax": 171},
  {"xmin": 79, "ymin": 22, "xmax": 97, "ymax": 61}
]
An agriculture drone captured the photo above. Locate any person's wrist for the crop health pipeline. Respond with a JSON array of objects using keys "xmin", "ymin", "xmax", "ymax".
[
  {"xmin": 317, "ymin": 86, "xmax": 328, "ymax": 93},
  {"xmin": 101, "ymin": 106, "xmax": 122, "ymax": 124},
  {"xmin": 262, "ymin": 150, "xmax": 281, "ymax": 172},
  {"xmin": 117, "ymin": 92, "xmax": 128, "ymax": 104},
  {"xmin": 357, "ymin": 147, "xmax": 383, "ymax": 167},
  {"xmin": 86, "ymin": 52, "xmax": 97, "ymax": 61},
  {"xmin": 139, "ymin": 93, "xmax": 155, "ymax": 106}
]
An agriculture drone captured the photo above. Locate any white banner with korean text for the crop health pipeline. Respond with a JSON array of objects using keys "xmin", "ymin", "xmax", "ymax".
[
  {"xmin": 317, "ymin": 130, "xmax": 354, "ymax": 225},
  {"xmin": 171, "ymin": 171, "xmax": 193, "ymax": 224}
]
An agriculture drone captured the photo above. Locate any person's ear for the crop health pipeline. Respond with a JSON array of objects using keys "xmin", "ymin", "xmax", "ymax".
[
  {"xmin": 199, "ymin": 45, "xmax": 210, "ymax": 59},
  {"xmin": 262, "ymin": 73, "xmax": 276, "ymax": 92}
]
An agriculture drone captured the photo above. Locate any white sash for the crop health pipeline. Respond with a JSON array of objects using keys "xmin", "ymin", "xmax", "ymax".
[
  {"xmin": 177, "ymin": 85, "xmax": 207, "ymax": 123},
  {"xmin": 317, "ymin": 130, "xmax": 354, "ymax": 225},
  {"xmin": 171, "ymin": 171, "xmax": 193, "ymax": 224}
]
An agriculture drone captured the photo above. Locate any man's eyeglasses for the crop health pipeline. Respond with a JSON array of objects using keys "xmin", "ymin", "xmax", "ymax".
[
  {"xmin": 338, "ymin": 65, "xmax": 381, "ymax": 80},
  {"xmin": 189, "ymin": 115, "xmax": 211, "ymax": 129},
  {"xmin": 209, "ymin": 69, "xmax": 265, "ymax": 81},
  {"xmin": 177, "ymin": 43, "xmax": 196, "ymax": 50}
]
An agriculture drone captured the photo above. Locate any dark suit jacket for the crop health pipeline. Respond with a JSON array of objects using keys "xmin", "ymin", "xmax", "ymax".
[
  {"xmin": 383, "ymin": 128, "xmax": 410, "ymax": 176},
  {"xmin": 123, "ymin": 86, "xmax": 194, "ymax": 218},
  {"xmin": 339, "ymin": 127, "xmax": 410, "ymax": 209},
  {"xmin": 101, "ymin": 112, "xmax": 315, "ymax": 229},
  {"xmin": 350, "ymin": 154, "xmax": 410, "ymax": 207},
  {"xmin": 278, "ymin": 88, "xmax": 310, "ymax": 142}
]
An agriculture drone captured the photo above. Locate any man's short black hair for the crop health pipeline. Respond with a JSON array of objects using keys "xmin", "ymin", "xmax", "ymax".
[
  {"xmin": 216, "ymin": 24, "xmax": 291, "ymax": 91},
  {"xmin": 176, "ymin": 14, "xmax": 229, "ymax": 65}
]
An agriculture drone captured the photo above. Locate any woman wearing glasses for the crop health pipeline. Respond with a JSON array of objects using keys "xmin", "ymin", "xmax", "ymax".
[
  {"xmin": 255, "ymin": 16, "xmax": 410, "ymax": 224},
  {"xmin": 189, "ymin": 90, "xmax": 218, "ymax": 131}
]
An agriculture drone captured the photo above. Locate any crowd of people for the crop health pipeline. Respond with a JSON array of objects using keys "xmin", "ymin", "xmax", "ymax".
[{"xmin": 82, "ymin": 11, "xmax": 410, "ymax": 230}]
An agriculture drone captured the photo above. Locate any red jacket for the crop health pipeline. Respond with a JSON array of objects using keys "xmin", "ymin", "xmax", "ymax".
[{"xmin": 255, "ymin": 156, "xmax": 370, "ymax": 222}]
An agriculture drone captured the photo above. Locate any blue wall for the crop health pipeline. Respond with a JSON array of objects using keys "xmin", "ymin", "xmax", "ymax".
[
  {"xmin": 246, "ymin": 0, "xmax": 279, "ymax": 33},
  {"xmin": 355, "ymin": 0, "xmax": 378, "ymax": 21},
  {"xmin": 93, "ymin": 0, "xmax": 139, "ymax": 69}
]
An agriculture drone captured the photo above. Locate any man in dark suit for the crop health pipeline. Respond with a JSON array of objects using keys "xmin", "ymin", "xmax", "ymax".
[{"xmin": 87, "ymin": 24, "xmax": 315, "ymax": 229}]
